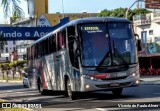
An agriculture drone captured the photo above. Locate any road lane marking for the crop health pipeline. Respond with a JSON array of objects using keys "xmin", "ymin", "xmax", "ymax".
[
  {"xmin": 96, "ymin": 108, "xmax": 106, "ymax": 111},
  {"xmin": 153, "ymin": 93, "xmax": 160, "ymax": 95}
]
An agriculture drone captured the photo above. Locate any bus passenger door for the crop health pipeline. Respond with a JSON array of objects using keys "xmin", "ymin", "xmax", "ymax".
[
  {"xmin": 67, "ymin": 26, "xmax": 81, "ymax": 91},
  {"xmin": 55, "ymin": 31, "xmax": 66, "ymax": 91}
]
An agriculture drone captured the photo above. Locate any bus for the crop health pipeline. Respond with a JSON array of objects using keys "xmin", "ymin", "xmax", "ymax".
[{"xmin": 27, "ymin": 17, "xmax": 140, "ymax": 100}]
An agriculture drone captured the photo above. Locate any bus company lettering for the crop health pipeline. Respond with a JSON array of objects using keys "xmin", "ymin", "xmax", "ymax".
[{"xmin": 84, "ymin": 27, "xmax": 99, "ymax": 31}]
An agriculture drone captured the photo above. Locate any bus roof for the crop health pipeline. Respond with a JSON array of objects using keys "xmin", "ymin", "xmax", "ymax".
[
  {"xmin": 29, "ymin": 17, "xmax": 131, "ymax": 47},
  {"xmin": 67, "ymin": 17, "xmax": 131, "ymax": 25}
]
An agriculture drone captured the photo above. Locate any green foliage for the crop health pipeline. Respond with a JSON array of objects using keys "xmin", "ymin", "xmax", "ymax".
[
  {"xmin": 0, "ymin": 60, "xmax": 27, "ymax": 70},
  {"xmin": 1, "ymin": 0, "xmax": 24, "ymax": 18},
  {"xmin": 98, "ymin": 8, "xmax": 151, "ymax": 21}
]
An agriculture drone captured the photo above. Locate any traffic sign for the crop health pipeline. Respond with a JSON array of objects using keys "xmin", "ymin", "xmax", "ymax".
[{"xmin": 145, "ymin": 0, "xmax": 160, "ymax": 9}]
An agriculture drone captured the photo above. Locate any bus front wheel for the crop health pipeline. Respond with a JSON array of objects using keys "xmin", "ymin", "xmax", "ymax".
[
  {"xmin": 112, "ymin": 88, "xmax": 123, "ymax": 96},
  {"xmin": 67, "ymin": 79, "xmax": 77, "ymax": 100},
  {"xmin": 38, "ymin": 80, "xmax": 46, "ymax": 95}
]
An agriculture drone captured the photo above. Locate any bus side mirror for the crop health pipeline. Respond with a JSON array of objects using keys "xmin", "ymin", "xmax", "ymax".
[
  {"xmin": 137, "ymin": 39, "xmax": 142, "ymax": 51},
  {"xmin": 134, "ymin": 34, "xmax": 139, "ymax": 40},
  {"xmin": 134, "ymin": 34, "xmax": 142, "ymax": 51}
]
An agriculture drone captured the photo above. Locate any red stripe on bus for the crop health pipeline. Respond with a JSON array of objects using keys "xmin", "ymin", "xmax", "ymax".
[{"xmin": 39, "ymin": 63, "xmax": 47, "ymax": 89}]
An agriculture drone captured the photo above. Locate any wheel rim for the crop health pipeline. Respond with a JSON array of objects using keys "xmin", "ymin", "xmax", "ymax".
[
  {"xmin": 39, "ymin": 82, "xmax": 43, "ymax": 92},
  {"xmin": 67, "ymin": 80, "xmax": 72, "ymax": 97}
]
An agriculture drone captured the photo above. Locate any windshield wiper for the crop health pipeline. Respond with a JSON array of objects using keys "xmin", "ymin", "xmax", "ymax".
[
  {"xmin": 96, "ymin": 50, "xmax": 111, "ymax": 69},
  {"xmin": 112, "ymin": 40, "xmax": 129, "ymax": 68}
]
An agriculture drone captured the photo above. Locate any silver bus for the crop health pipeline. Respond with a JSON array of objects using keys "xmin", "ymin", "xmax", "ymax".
[{"xmin": 27, "ymin": 17, "xmax": 140, "ymax": 100}]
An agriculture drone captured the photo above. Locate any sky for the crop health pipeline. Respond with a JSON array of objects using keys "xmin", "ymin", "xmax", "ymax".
[
  {"xmin": 48, "ymin": 0, "xmax": 139, "ymax": 13},
  {"xmin": 0, "ymin": 0, "xmax": 144, "ymax": 24}
]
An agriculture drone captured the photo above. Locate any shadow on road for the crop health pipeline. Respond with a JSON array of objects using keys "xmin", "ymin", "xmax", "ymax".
[{"xmin": 0, "ymin": 84, "xmax": 24, "ymax": 91}]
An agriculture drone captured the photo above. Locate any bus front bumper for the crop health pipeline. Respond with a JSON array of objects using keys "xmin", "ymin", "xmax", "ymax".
[{"xmin": 80, "ymin": 76, "xmax": 140, "ymax": 92}]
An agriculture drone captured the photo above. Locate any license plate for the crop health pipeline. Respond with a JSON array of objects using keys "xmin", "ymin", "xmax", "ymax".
[
  {"xmin": 110, "ymin": 83, "xmax": 119, "ymax": 87},
  {"xmin": 116, "ymin": 72, "xmax": 126, "ymax": 77}
]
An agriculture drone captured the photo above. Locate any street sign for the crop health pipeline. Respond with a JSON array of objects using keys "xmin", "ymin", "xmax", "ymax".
[
  {"xmin": 146, "ymin": 0, "xmax": 160, "ymax": 4},
  {"xmin": 37, "ymin": 14, "xmax": 51, "ymax": 27},
  {"xmin": 145, "ymin": 4, "xmax": 160, "ymax": 8},
  {"xmin": 145, "ymin": 0, "xmax": 160, "ymax": 9}
]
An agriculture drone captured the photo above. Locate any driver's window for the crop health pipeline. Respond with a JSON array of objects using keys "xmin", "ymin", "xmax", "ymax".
[{"xmin": 67, "ymin": 26, "xmax": 79, "ymax": 68}]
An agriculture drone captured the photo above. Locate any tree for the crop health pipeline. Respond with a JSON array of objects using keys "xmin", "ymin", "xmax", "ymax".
[
  {"xmin": 0, "ymin": 33, "xmax": 5, "ymax": 53},
  {"xmin": 98, "ymin": 8, "xmax": 151, "ymax": 21},
  {"xmin": 1, "ymin": 0, "xmax": 24, "ymax": 18}
]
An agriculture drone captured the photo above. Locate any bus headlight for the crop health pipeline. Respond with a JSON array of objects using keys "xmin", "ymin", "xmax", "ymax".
[
  {"xmin": 132, "ymin": 73, "xmax": 136, "ymax": 77},
  {"xmin": 82, "ymin": 75, "xmax": 99, "ymax": 81},
  {"xmin": 130, "ymin": 70, "xmax": 139, "ymax": 77}
]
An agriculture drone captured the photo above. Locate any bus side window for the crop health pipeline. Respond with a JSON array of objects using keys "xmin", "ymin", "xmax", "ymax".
[
  {"xmin": 67, "ymin": 26, "xmax": 79, "ymax": 68},
  {"xmin": 31, "ymin": 46, "xmax": 35, "ymax": 60},
  {"xmin": 45, "ymin": 38, "xmax": 49, "ymax": 55},
  {"xmin": 62, "ymin": 29, "xmax": 66, "ymax": 48},
  {"xmin": 57, "ymin": 32, "xmax": 61, "ymax": 51},
  {"xmin": 38, "ymin": 43, "xmax": 41, "ymax": 58},
  {"xmin": 42, "ymin": 41, "xmax": 45, "ymax": 56},
  {"xmin": 27, "ymin": 48, "xmax": 30, "ymax": 60},
  {"xmin": 49, "ymin": 35, "xmax": 54, "ymax": 53},
  {"xmin": 53, "ymin": 34, "xmax": 57, "ymax": 52},
  {"xmin": 35, "ymin": 44, "xmax": 38, "ymax": 59},
  {"xmin": 57, "ymin": 31, "xmax": 66, "ymax": 50}
]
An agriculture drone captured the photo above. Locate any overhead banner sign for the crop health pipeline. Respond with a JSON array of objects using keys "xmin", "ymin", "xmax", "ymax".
[
  {"xmin": 145, "ymin": 0, "xmax": 160, "ymax": 9},
  {"xmin": 0, "ymin": 27, "xmax": 54, "ymax": 40},
  {"xmin": 0, "ymin": 17, "xmax": 69, "ymax": 40}
]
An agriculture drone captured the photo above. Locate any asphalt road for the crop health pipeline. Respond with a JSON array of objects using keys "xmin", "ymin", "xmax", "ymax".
[{"xmin": 0, "ymin": 82, "xmax": 160, "ymax": 111}]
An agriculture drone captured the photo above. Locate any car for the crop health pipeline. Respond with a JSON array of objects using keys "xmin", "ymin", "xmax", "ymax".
[{"xmin": 23, "ymin": 73, "xmax": 29, "ymax": 88}]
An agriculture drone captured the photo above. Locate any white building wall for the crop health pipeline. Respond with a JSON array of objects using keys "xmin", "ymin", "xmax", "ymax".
[
  {"xmin": 28, "ymin": 0, "xmax": 34, "ymax": 17},
  {"xmin": 0, "ymin": 41, "xmax": 16, "ymax": 62},
  {"xmin": 134, "ymin": 13, "xmax": 160, "ymax": 43}
]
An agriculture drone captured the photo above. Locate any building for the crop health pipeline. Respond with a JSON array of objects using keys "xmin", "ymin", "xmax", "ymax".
[
  {"xmin": 133, "ymin": 12, "xmax": 160, "ymax": 75},
  {"xmin": 133, "ymin": 12, "xmax": 160, "ymax": 55},
  {"xmin": 0, "ymin": 24, "xmax": 16, "ymax": 62}
]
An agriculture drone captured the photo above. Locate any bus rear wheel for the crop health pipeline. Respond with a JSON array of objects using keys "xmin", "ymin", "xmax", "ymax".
[
  {"xmin": 112, "ymin": 88, "xmax": 123, "ymax": 96},
  {"xmin": 38, "ymin": 80, "xmax": 46, "ymax": 95},
  {"xmin": 66, "ymin": 79, "xmax": 77, "ymax": 100}
]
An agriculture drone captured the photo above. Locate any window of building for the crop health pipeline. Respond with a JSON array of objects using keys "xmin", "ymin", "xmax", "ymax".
[
  {"xmin": 6, "ymin": 57, "xmax": 8, "ymax": 61},
  {"xmin": 5, "ymin": 41, "xmax": 7, "ymax": 45},
  {"xmin": 149, "ymin": 30, "xmax": 153, "ymax": 35},
  {"xmin": 6, "ymin": 47, "xmax": 8, "ymax": 53},
  {"xmin": 13, "ymin": 40, "xmax": 16, "ymax": 45}
]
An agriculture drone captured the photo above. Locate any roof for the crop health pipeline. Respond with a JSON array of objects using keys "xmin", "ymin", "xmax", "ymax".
[
  {"xmin": 30, "ymin": 17, "xmax": 131, "ymax": 47},
  {"xmin": 67, "ymin": 17, "xmax": 131, "ymax": 25}
]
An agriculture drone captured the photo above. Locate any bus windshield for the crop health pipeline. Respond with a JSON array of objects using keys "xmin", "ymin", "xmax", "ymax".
[{"xmin": 79, "ymin": 23, "xmax": 138, "ymax": 67}]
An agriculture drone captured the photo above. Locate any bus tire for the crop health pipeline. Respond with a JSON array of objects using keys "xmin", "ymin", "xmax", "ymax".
[
  {"xmin": 66, "ymin": 79, "xmax": 77, "ymax": 100},
  {"xmin": 38, "ymin": 79, "xmax": 46, "ymax": 95},
  {"xmin": 112, "ymin": 88, "xmax": 123, "ymax": 96}
]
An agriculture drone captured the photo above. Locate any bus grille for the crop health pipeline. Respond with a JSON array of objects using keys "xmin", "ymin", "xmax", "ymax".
[
  {"xmin": 101, "ymin": 76, "xmax": 127, "ymax": 80},
  {"xmin": 95, "ymin": 82, "xmax": 132, "ymax": 88}
]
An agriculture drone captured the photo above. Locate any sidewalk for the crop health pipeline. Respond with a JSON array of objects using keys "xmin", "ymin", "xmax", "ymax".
[
  {"xmin": 140, "ymin": 75, "xmax": 160, "ymax": 85},
  {"xmin": 0, "ymin": 80, "xmax": 22, "ymax": 83}
]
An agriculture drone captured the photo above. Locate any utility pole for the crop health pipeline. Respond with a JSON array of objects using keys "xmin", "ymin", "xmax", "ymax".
[
  {"xmin": 62, "ymin": 0, "xmax": 65, "ymax": 18},
  {"xmin": 125, "ymin": 0, "xmax": 145, "ymax": 19}
]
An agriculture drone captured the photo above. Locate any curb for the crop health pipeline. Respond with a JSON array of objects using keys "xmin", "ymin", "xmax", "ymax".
[
  {"xmin": 140, "ymin": 80, "xmax": 160, "ymax": 85},
  {"xmin": 0, "ymin": 99, "xmax": 6, "ymax": 102},
  {"xmin": 0, "ymin": 80, "xmax": 22, "ymax": 83}
]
